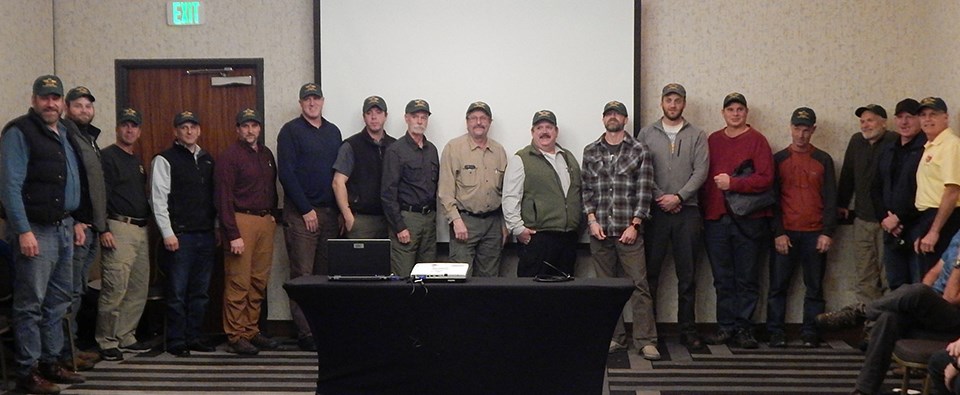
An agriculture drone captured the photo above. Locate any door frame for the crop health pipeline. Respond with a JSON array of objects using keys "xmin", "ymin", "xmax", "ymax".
[{"xmin": 115, "ymin": 58, "xmax": 266, "ymax": 143}]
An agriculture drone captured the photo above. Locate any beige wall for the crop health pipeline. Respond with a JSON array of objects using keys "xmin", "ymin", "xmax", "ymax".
[{"xmin": 0, "ymin": 0, "xmax": 54, "ymax": 119}]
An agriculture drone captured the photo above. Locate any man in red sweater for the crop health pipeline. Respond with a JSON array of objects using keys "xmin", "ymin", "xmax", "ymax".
[
  {"xmin": 702, "ymin": 92, "xmax": 774, "ymax": 349},
  {"xmin": 765, "ymin": 107, "xmax": 837, "ymax": 348}
]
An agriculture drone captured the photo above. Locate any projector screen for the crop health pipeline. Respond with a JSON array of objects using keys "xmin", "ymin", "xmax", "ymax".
[{"xmin": 320, "ymin": 0, "xmax": 634, "ymax": 240}]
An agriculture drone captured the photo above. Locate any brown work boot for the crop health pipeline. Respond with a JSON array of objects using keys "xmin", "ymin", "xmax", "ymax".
[
  {"xmin": 77, "ymin": 350, "xmax": 102, "ymax": 362},
  {"xmin": 60, "ymin": 356, "xmax": 95, "ymax": 371},
  {"xmin": 38, "ymin": 361, "xmax": 85, "ymax": 384},
  {"xmin": 16, "ymin": 367, "xmax": 61, "ymax": 394},
  {"xmin": 815, "ymin": 303, "xmax": 866, "ymax": 331}
]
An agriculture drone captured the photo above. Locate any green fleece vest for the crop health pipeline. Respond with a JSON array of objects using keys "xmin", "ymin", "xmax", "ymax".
[{"xmin": 517, "ymin": 144, "xmax": 582, "ymax": 232}]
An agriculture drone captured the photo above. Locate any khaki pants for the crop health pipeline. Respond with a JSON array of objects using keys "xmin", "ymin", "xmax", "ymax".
[
  {"xmin": 223, "ymin": 213, "xmax": 276, "ymax": 343},
  {"xmin": 95, "ymin": 220, "xmax": 150, "ymax": 349},
  {"xmin": 346, "ymin": 214, "xmax": 389, "ymax": 239},
  {"xmin": 448, "ymin": 214, "xmax": 503, "ymax": 277},
  {"xmin": 591, "ymin": 236, "xmax": 657, "ymax": 347},
  {"xmin": 389, "ymin": 211, "xmax": 437, "ymax": 277},
  {"xmin": 854, "ymin": 218, "xmax": 885, "ymax": 303}
]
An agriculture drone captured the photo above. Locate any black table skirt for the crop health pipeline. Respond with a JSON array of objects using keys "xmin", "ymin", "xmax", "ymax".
[{"xmin": 284, "ymin": 276, "xmax": 633, "ymax": 395}]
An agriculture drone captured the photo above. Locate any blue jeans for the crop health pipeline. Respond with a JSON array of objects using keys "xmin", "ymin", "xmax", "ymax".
[
  {"xmin": 161, "ymin": 231, "xmax": 214, "ymax": 348},
  {"xmin": 765, "ymin": 231, "xmax": 825, "ymax": 337},
  {"xmin": 61, "ymin": 225, "xmax": 97, "ymax": 356},
  {"xmin": 704, "ymin": 216, "xmax": 765, "ymax": 332},
  {"xmin": 8, "ymin": 219, "xmax": 74, "ymax": 377}
]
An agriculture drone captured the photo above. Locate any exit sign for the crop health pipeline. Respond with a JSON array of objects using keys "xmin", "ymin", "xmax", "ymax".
[{"xmin": 167, "ymin": 1, "xmax": 203, "ymax": 26}]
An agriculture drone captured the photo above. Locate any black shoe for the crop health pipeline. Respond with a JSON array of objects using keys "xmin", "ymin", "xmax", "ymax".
[
  {"xmin": 250, "ymin": 333, "xmax": 279, "ymax": 350},
  {"xmin": 227, "ymin": 339, "xmax": 259, "ymax": 355},
  {"xmin": 801, "ymin": 334, "xmax": 820, "ymax": 348},
  {"xmin": 298, "ymin": 336, "xmax": 317, "ymax": 351},
  {"xmin": 768, "ymin": 332, "xmax": 787, "ymax": 348},
  {"xmin": 681, "ymin": 332, "xmax": 705, "ymax": 350},
  {"xmin": 99, "ymin": 347, "xmax": 124, "ymax": 361},
  {"xmin": 733, "ymin": 329, "xmax": 759, "ymax": 349},
  {"xmin": 16, "ymin": 367, "xmax": 61, "ymax": 394},
  {"xmin": 168, "ymin": 344, "xmax": 191, "ymax": 357},
  {"xmin": 816, "ymin": 303, "xmax": 866, "ymax": 331},
  {"xmin": 187, "ymin": 340, "xmax": 215, "ymax": 352},
  {"xmin": 38, "ymin": 362, "xmax": 85, "ymax": 384},
  {"xmin": 707, "ymin": 329, "xmax": 735, "ymax": 345},
  {"xmin": 120, "ymin": 341, "xmax": 152, "ymax": 353}
]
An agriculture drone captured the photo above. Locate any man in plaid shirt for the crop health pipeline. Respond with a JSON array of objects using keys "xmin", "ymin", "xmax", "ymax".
[{"xmin": 582, "ymin": 100, "xmax": 659, "ymax": 360}]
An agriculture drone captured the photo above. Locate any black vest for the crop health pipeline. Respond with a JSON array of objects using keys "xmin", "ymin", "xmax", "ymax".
[
  {"xmin": 345, "ymin": 130, "xmax": 395, "ymax": 215},
  {"xmin": 1, "ymin": 108, "xmax": 79, "ymax": 224},
  {"xmin": 157, "ymin": 143, "xmax": 215, "ymax": 233}
]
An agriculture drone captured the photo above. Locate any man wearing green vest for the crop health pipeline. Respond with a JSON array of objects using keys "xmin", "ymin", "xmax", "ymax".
[{"xmin": 502, "ymin": 110, "xmax": 582, "ymax": 277}]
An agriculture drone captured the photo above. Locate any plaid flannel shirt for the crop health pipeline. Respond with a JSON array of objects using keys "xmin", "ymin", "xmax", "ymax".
[{"xmin": 581, "ymin": 133, "xmax": 654, "ymax": 236}]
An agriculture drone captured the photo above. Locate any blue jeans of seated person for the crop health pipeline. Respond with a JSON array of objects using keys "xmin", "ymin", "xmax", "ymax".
[
  {"xmin": 704, "ymin": 215, "xmax": 766, "ymax": 333},
  {"xmin": 766, "ymin": 231, "xmax": 825, "ymax": 337},
  {"xmin": 9, "ymin": 219, "xmax": 74, "ymax": 377},
  {"xmin": 162, "ymin": 231, "xmax": 215, "ymax": 349},
  {"xmin": 61, "ymin": 225, "xmax": 97, "ymax": 357}
]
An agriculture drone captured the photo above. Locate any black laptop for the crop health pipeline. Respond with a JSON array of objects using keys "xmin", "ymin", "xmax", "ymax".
[{"xmin": 327, "ymin": 239, "xmax": 394, "ymax": 281}]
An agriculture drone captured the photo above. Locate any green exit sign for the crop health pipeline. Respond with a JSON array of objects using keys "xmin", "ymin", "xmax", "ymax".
[{"xmin": 167, "ymin": 1, "xmax": 203, "ymax": 26}]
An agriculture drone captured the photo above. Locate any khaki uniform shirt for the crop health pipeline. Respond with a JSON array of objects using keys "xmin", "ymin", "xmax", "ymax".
[{"xmin": 438, "ymin": 134, "xmax": 508, "ymax": 223}]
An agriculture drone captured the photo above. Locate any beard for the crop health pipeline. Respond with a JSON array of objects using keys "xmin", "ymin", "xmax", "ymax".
[{"xmin": 604, "ymin": 120, "xmax": 623, "ymax": 132}]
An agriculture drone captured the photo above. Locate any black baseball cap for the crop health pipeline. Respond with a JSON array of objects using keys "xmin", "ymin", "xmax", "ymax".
[
  {"xmin": 791, "ymin": 107, "xmax": 816, "ymax": 126},
  {"xmin": 894, "ymin": 99, "xmax": 920, "ymax": 116}
]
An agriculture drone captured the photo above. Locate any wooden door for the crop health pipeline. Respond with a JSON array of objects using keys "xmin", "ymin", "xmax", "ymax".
[{"xmin": 117, "ymin": 59, "xmax": 264, "ymax": 336}]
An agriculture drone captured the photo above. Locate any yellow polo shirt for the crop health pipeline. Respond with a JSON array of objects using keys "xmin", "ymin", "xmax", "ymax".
[{"xmin": 916, "ymin": 128, "xmax": 960, "ymax": 210}]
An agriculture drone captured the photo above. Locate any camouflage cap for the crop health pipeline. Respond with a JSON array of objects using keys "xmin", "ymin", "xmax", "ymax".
[
  {"xmin": 855, "ymin": 104, "xmax": 887, "ymax": 119},
  {"xmin": 532, "ymin": 109, "xmax": 557, "ymax": 126},
  {"xmin": 117, "ymin": 107, "xmax": 142, "ymax": 125},
  {"xmin": 299, "ymin": 83, "xmax": 323, "ymax": 99},
  {"xmin": 917, "ymin": 97, "xmax": 948, "ymax": 113},
  {"xmin": 66, "ymin": 86, "xmax": 95, "ymax": 103},
  {"xmin": 791, "ymin": 107, "xmax": 816, "ymax": 126},
  {"xmin": 405, "ymin": 99, "xmax": 431, "ymax": 115},
  {"xmin": 363, "ymin": 96, "xmax": 387, "ymax": 113},
  {"xmin": 662, "ymin": 83, "xmax": 686, "ymax": 98},
  {"xmin": 723, "ymin": 92, "xmax": 747, "ymax": 108},
  {"xmin": 602, "ymin": 100, "xmax": 628, "ymax": 116},
  {"xmin": 173, "ymin": 110, "xmax": 200, "ymax": 127},
  {"xmin": 33, "ymin": 75, "xmax": 64, "ymax": 97},
  {"xmin": 236, "ymin": 108, "xmax": 262, "ymax": 125},
  {"xmin": 466, "ymin": 101, "xmax": 491, "ymax": 118}
]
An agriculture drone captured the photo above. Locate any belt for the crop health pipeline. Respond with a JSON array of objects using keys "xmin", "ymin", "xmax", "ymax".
[
  {"xmin": 459, "ymin": 208, "xmax": 502, "ymax": 219},
  {"xmin": 237, "ymin": 209, "xmax": 272, "ymax": 217},
  {"xmin": 108, "ymin": 214, "xmax": 148, "ymax": 227},
  {"xmin": 400, "ymin": 204, "xmax": 435, "ymax": 214}
]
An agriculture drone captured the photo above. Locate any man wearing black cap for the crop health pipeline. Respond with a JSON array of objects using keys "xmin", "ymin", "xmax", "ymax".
[
  {"xmin": 96, "ymin": 108, "xmax": 152, "ymax": 361},
  {"xmin": 333, "ymin": 96, "xmax": 396, "ymax": 239},
  {"xmin": 635, "ymin": 83, "xmax": 709, "ymax": 350},
  {"xmin": 872, "ymin": 99, "xmax": 927, "ymax": 290},
  {"xmin": 215, "ymin": 108, "xmax": 279, "ymax": 355},
  {"xmin": 838, "ymin": 104, "xmax": 897, "ymax": 305},
  {"xmin": 582, "ymin": 101, "xmax": 659, "ymax": 359},
  {"xmin": 701, "ymin": 92, "xmax": 773, "ymax": 349},
  {"xmin": 1, "ymin": 74, "xmax": 86, "ymax": 393},
  {"xmin": 912, "ymin": 97, "xmax": 960, "ymax": 271},
  {"xmin": 381, "ymin": 99, "xmax": 439, "ymax": 277},
  {"xmin": 277, "ymin": 83, "xmax": 342, "ymax": 351},
  {"xmin": 438, "ymin": 101, "xmax": 508, "ymax": 277},
  {"xmin": 765, "ymin": 107, "xmax": 837, "ymax": 348},
  {"xmin": 151, "ymin": 111, "xmax": 217, "ymax": 357},
  {"xmin": 502, "ymin": 110, "xmax": 581, "ymax": 277},
  {"xmin": 61, "ymin": 86, "xmax": 108, "ymax": 370}
]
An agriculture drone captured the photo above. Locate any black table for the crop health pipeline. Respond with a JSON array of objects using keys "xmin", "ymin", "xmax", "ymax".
[{"xmin": 284, "ymin": 276, "xmax": 633, "ymax": 395}]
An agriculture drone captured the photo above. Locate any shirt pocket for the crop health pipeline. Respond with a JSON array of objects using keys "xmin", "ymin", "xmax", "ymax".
[
  {"xmin": 402, "ymin": 161, "xmax": 424, "ymax": 182},
  {"xmin": 457, "ymin": 165, "xmax": 479, "ymax": 187}
]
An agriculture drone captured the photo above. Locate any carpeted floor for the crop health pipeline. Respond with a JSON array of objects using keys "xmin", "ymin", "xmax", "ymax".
[{"xmin": 1, "ymin": 337, "xmax": 918, "ymax": 395}]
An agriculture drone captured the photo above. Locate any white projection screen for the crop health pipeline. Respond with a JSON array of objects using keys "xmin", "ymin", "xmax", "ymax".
[{"xmin": 320, "ymin": 0, "xmax": 634, "ymax": 241}]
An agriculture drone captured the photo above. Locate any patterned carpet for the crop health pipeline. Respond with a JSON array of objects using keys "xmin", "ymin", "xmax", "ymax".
[{"xmin": 1, "ymin": 337, "xmax": 916, "ymax": 394}]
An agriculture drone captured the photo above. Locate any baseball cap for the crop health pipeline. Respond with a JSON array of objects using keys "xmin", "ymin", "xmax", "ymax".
[
  {"xmin": 66, "ymin": 86, "xmax": 95, "ymax": 103},
  {"xmin": 363, "ymin": 96, "xmax": 387, "ymax": 113},
  {"xmin": 173, "ymin": 110, "xmax": 200, "ymax": 127},
  {"xmin": 894, "ymin": 99, "xmax": 920, "ymax": 116},
  {"xmin": 405, "ymin": 99, "xmax": 431, "ymax": 115},
  {"xmin": 117, "ymin": 107, "xmax": 142, "ymax": 125},
  {"xmin": 236, "ymin": 108, "xmax": 262, "ymax": 125},
  {"xmin": 466, "ymin": 101, "xmax": 491, "ymax": 118},
  {"xmin": 662, "ymin": 83, "xmax": 686, "ymax": 98},
  {"xmin": 917, "ymin": 97, "xmax": 948, "ymax": 113},
  {"xmin": 33, "ymin": 75, "xmax": 64, "ymax": 97},
  {"xmin": 791, "ymin": 107, "xmax": 816, "ymax": 126},
  {"xmin": 532, "ymin": 110, "xmax": 557, "ymax": 126},
  {"xmin": 855, "ymin": 104, "xmax": 887, "ymax": 118},
  {"xmin": 723, "ymin": 92, "xmax": 747, "ymax": 108},
  {"xmin": 603, "ymin": 100, "xmax": 628, "ymax": 116},
  {"xmin": 299, "ymin": 83, "xmax": 323, "ymax": 99}
]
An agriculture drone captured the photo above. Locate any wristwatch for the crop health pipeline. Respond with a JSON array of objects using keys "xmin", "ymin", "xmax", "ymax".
[{"xmin": 632, "ymin": 222, "xmax": 641, "ymax": 231}]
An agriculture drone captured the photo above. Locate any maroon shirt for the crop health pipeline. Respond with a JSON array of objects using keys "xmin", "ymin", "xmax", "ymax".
[{"xmin": 215, "ymin": 140, "xmax": 278, "ymax": 241}]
